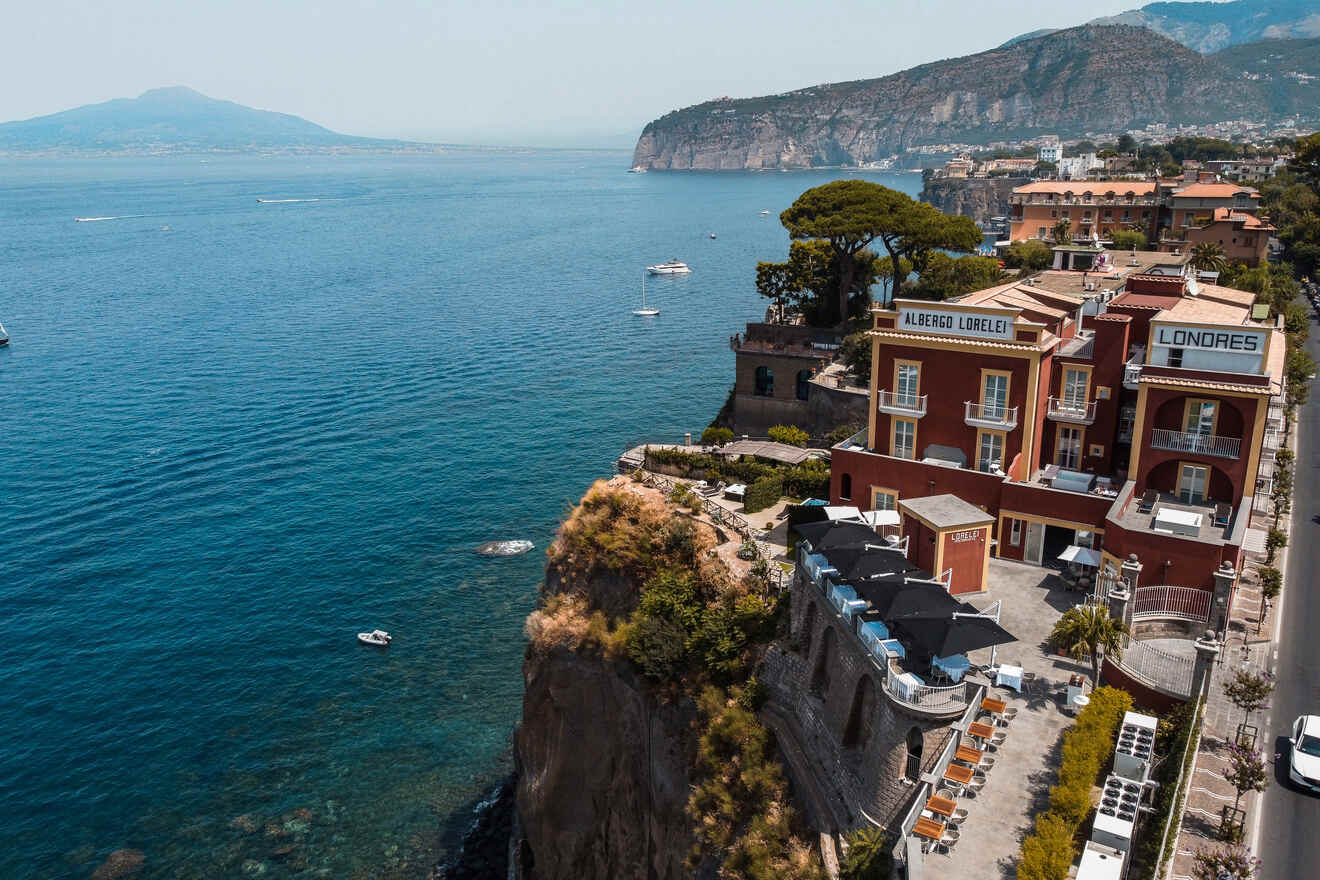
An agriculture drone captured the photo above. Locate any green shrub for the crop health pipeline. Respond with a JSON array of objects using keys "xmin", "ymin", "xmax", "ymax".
[
  {"xmin": 840, "ymin": 825, "xmax": 891, "ymax": 880},
  {"xmin": 702, "ymin": 426, "xmax": 734, "ymax": 446},
  {"xmin": 783, "ymin": 459, "xmax": 830, "ymax": 499},
  {"xmin": 1110, "ymin": 229, "xmax": 1148, "ymax": 251},
  {"xmin": 828, "ymin": 423, "xmax": 864, "ymax": 444},
  {"xmin": 744, "ymin": 474, "xmax": 785, "ymax": 514},
  {"xmin": 840, "ymin": 332, "xmax": 873, "ymax": 383},
  {"xmin": 1258, "ymin": 566, "xmax": 1282, "ymax": 602},
  {"xmin": 1265, "ymin": 528, "xmax": 1287, "ymax": 561},
  {"xmin": 1002, "ymin": 239, "xmax": 1053, "ymax": 272},
  {"xmin": 768, "ymin": 425, "xmax": 810, "ymax": 447}
]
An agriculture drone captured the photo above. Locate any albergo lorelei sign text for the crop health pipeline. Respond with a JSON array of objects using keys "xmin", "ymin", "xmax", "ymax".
[{"xmin": 898, "ymin": 305, "xmax": 1015, "ymax": 341}]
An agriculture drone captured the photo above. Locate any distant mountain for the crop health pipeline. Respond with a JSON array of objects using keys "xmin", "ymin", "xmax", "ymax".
[
  {"xmin": 0, "ymin": 87, "xmax": 402, "ymax": 153},
  {"xmin": 1211, "ymin": 36, "xmax": 1320, "ymax": 115},
  {"xmin": 632, "ymin": 25, "xmax": 1304, "ymax": 172},
  {"xmin": 1003, "ymin": 0, "xmax": 1320, "ymax": 53}
]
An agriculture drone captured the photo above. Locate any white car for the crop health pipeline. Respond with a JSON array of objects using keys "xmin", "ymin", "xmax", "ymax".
[{"xmin": 1288, "ymin": 715, "xmax": 1320, "ymax": 792}]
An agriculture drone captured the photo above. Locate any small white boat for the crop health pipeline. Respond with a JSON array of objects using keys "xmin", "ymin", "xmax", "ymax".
[
  {"xmin": 633, "ymin": 273, "xmax": 659, "ymax": 316},
  {"xmin": 0, "ymin": 321, "xmax": 8, "ymax": 346},
  {"xmin": 760, "ymin": 210, "xmax": 771, "ymax": 216},
  {"xmin": 647, "ymin": 259, "xmax": 691, "ymax": 275},
  {"xmin": 357, "ymin": 629, "xmax": 392, "ymax": 647},
  {"xmin": 709, "ymin": 233, "xmax": 717, "ymax": 239}
]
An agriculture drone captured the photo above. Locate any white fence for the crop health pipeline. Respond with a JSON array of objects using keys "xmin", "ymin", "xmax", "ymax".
[
  {"xmin": 1132, "ymin": 585, "xmax": 1212, "ymax": 624},
  {"xmin": 1115, "ymin": 639, "xmax": 1195, "ymax": 697}
]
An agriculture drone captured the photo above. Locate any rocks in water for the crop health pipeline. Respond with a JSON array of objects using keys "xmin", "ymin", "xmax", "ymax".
[
  {"xmin": 433, "ymin": 777, "xmax": 515, "ymax": 880},
  {"xmin": 91, "ymin": 849, "xmax": 144, "ymax": 880},
  {"xmin": 475, "ymin": 540, "xmax": 533, "ymax": 557},
  {"xmin": 229, "ymin": 814, "xmax": 260, "ymax": 834}
]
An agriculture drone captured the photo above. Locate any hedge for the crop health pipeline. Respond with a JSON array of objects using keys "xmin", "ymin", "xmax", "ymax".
[
  {"xmin": 644, "ymin": 447, "xmax": 828, "ymax": 502},
  {"xmin": 1016, "ymin": 686, "xmax": 1132, "ymax": 880},
  {"xmin": 745, "ymin": 475, "xmax": 785, "ymax": 514}
]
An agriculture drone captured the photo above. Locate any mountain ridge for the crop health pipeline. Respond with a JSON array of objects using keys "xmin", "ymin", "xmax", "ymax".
[
  {"xmin": 0, "ymin": 86, "xmax": 405, "ymax": 153},
  {"xmin": 631, "ymin": 25, "xmax": 1317, "ymax": 172}
]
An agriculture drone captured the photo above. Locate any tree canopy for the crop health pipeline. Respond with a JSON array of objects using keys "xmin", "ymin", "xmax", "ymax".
[
  {"xmin": 755, "ymin": 240, "xmax": 881, "ymax": 326},
  {"xmin": 779, "ymin": 180, "xmax": 979, "ymax": 322}
]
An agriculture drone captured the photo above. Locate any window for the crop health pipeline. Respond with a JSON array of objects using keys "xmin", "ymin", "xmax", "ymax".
[
  {"xmin": 1184, "ymin": 399, "xmax": 1217, "ymax": 437},
  {"xmin": 1168, "ymin": 347, "xmax": 1184, "ymax": 368},
  {"xmin": 1118, "ymin": 406, "xmax": 1135, "ymax": 441},
  {"xmin": 1061, "ymin": 367, "xmax": 1090, "ymax": 409},
  {"xmin": 754, "ymin": 366, "xmax": 774, "ymax": 396},
  {"xmin": 895, "ymin": 361, "xmax": 921, "ymax": 408},
  {"xmin": 977, "ymin": 430, "xmax": 1004, "ymax": 473},
  {"xmin": 871, "ymin": 487, "xmax": 897, "ymax": 511},
  {"xmin": 796, "ymin": 369, "xmax": 811, "ymax": 401},
  {"xmin": 981, "ymin": 371, "xmax": 1009, "ymax": 418},
  {"xmin": 1178, "ymin": 463, "xmax": 1209, "ymax": 504},
  {"xmin": 840, "ymin": 473, "xmax": 853, "ymax": 500},
  {"xmin": 1038, "ymin": 227, "xmax": 1048, "ymax": 238},
  {"xmin": 1009, "ymin": 518, "xmax": 1022, "ymax": 546},
  {"xmin": 892, "ymin": 419, "xmax": 916, "ymax": 460},
  {"xmin": 1089, "ymin": 443, "xmax": 1104, "ymax": 457},
  {"xmin": 1056, "ymin": 426, "xmax": 1083, "ymax": 469}
]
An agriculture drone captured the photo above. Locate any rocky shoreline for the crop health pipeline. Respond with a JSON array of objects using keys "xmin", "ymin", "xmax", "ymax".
[{"xmin": 432, "ymin": 775, "xmax": 516, "ymax": 879}]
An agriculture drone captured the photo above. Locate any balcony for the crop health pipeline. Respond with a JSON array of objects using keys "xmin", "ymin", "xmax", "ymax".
[
  {"xmin": 1047, "ymin": 396, "xmax": 1097, "ymax": 425},
  {"xmin": 877, "ymin": 390, "xmax": 928, "ymax": 418},
  {"xmin": 964, "ymin": 401, "xmax": 1018, "ymax": 431},
  {"xmin": 1149, "ymin": 428, "xmax": 1241, "ymax": 459},
  {"xmin": 1123, "ymin": 362, "xmax": 1143, "ymax": 390}
]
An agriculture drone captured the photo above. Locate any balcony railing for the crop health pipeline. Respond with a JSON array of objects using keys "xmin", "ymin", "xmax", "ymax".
[
  {"xmin": 877, "ymin": 390, "xmax": 928, "ymax": 418},
  {"xmin": 1132, "ymin": 585, "xmax": 1213, "ymax": 623},
  {"xmin": 1149, "ymin": 428, "xmax": 1241, "ymax": 459},
  {"xmin": 1111, "ymin": 638, "xmax": 1194, "ymax": 699},
  {"xmin": 1123, "ymin": 362, "xmax": 1143, "ymax": 389},
  {"xmin": 964, "ymin": 401, "xmax": 1018, "ymax": 431},
  {"xmin": 1047, "ymin": 397, "xmax": 1097, "ymax": 425}
]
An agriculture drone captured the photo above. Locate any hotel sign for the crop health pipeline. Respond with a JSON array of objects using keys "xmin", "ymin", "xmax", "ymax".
[
  {"xmin": 951, "ymin": 529, "xmax": 983, "ymax": 543},
  {"xmin": 899, "ymin": 306, "xmax": 1015, "ymax": 341},
  {"xmin": 1153, "ymin": 324, "xmax": 1266, "ymax": 354}
]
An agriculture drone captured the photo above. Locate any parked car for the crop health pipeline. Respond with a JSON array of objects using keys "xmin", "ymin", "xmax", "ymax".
[{"xmin": 1288, "ymin": 715, "xmax": 1320, "ymax": 792}]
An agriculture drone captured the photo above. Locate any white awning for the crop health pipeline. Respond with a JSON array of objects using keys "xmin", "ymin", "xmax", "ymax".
[
  {"xmin": 824, "ymin": 505, "xmax": 863, "ymax": 521},
  {"xmin": 1058, "ymin": 545, "xmax": 1101, "ymax": 567},
  {"xmin": 853, "ymin": 509, "xmax": 901, "ymax": 527}
]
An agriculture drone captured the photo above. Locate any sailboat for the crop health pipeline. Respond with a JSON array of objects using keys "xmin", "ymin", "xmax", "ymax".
[{"xmin": 633, "ymin": 273, "xmax": 660, "ymax": 316}]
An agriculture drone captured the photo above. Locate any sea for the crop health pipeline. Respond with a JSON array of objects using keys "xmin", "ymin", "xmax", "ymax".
[{"xmin": 0, "ymin": 150, "xmax": 921, "ymax": 879}]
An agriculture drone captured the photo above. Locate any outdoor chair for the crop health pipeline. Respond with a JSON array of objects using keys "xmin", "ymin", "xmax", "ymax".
[
  {"xmin": 964, "ymin": 778, "xmax": 987, "ymax": 798},
  {"xmin": 1138, "ymin": 488, "xmax": 1158, "ymax": 512},
  {"xmin": 989, "ymin": 732, "xmax": 1008, "ymax": 748},
  {"xmin": 978, "ymin": 757, "xmax": 996, "ymax": 772},
  {"xmin": 700, "ymin": 481, "xmax": 725, "ymax": 498},
  {"xmin": 936, "ymin": 836, "xmax": 959, "ymax": 856},
  {"xmin": 950, "ymin": 807, "xmax": 969, "ymax": 824},
  {"xmin": 1214, "ymin": 502, "xmax": 1232, "ymax": 527},
  {"xmin": 936, "ymin": 788, "xmax": 956, "ymax": 801}
]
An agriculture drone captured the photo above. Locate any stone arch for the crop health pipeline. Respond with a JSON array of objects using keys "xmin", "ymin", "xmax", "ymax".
[
  {"xmin": 1145, "ymin": 458, "xmax": 1235, "ymax": 504},
  {"xmin": 904, "ymin": 726, "xmax": 924, "ymax": 782},
  {"xmin": 810, "ymin": 626, "xmax": 835, "ymax": 697},
  {"xmin": 800, "ymin": 601, "xmax": 817, "ymax": 656},
  {"xmin": 842, "ymin": 674, "xmax": 876, "ymax": 749},
  {"xmin": 1152, "ymin": 395, "xmax": 1246, "ymax": 438}
]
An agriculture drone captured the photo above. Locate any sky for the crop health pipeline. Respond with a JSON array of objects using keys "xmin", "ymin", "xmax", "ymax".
[{"xmin": 2, "ymin": 0, "xmax": 1178, "ymax": 147}]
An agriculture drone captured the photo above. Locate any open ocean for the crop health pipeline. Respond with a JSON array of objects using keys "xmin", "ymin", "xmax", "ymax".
[{"xmin": 0, "ymin": 151, "xmax": 920, "ymax": 878}]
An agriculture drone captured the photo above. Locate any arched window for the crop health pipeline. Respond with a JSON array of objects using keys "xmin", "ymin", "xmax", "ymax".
[
  {"xmin": 755, "ymin": 366, "xmax": 775, "ymax": 397},
  {"xmin": 843, "ymin": 675, "xmax": 876, "ymax": 749},
  {"xmin": 905, "ymin": 727, "xmax": 924, "ymax": 782},
  {"xmin": 801, "ymin": 602, "xmax": 817, "ymax": 656},
  {"xmin": 796, "ymin": 370, "xmax": 811, "ymax": 401},
  {"xmin": 840, "ymin": 473, "xmax": 852, "ymax": 500},
  {"xmin": 810, "ymin": 627, "xmax": 835, "ymax": 697}
]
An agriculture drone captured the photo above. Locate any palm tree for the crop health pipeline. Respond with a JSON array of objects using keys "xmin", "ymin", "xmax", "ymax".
[
  {"xmin": 1048, "ymin": 603, "xmax": 1129, "ymax": 686},
  {"xmin": 1190, "ymin": 241, "xmax": 1228, "ymax": 274},
  {"xmin": 1052, "ymin": 218, "xmax": 1072, "ymax": 244}
]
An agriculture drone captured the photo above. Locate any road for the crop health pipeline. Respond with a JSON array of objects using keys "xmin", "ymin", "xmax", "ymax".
[{"xmin": 1255, "ymin": 306, "xmax": 1320, "ymax": 879}]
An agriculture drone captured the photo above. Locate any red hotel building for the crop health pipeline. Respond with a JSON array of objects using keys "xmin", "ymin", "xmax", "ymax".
[{"xmin": 829, "ymin": 253, "xmax": 1285, "ymax": 614}]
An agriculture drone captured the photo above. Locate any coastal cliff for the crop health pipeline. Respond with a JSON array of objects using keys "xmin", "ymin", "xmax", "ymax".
[
  {"xmin": 920, "ymin": 175, "xmax": 1025, "ymax": 224},
  {"xmin": 630, "ymin": 25, "xmax": 1282, "ymax": 171},
  {"xmin": 511, "ymin": 478, "xmax": 824, "ymax": 880}
]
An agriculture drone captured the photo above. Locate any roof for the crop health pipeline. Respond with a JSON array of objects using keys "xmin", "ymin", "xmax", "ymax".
[
  {"xmin": 1161, "ymin": 282, "xmax": 1260, "ymax": 325},
  {"xmin": 1171, "ymin": 182, "xmax": 1260, "ymax": 199},
  {"xmin": 1014, "ymin": 181, "xmax": 1158, "ymax": 195},
  {"xmin": 1210, "ymin": 207, "xmax": 1272, "ymax": 229},
  {"xmin": 721, "ymin": 440, "xmax": 816, "ymax": 465},
  {"xmin": 898, "ymin": 494, "xmax": 995, "ymax": 530},
  {"xmin": 869, "ymin": 328, "xmax": 1051, "ymax": 352}
]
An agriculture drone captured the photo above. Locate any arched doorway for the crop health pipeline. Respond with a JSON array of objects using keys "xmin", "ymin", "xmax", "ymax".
[
  {"xmin": 843, "ymin": 675, "xmax": 876, "ymax": 749},
  {"xmin": 810, "ymin": 626, "xmax": 834, "ymax": 697},
  {"xmin": 904, "ymin": 727, "xmax": 924, "ymax": 781}
]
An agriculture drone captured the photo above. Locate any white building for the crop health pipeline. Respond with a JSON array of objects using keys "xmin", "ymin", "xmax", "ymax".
[
  {"xmin": 1059, "ymin": 152, "xmax": 1104, "ymax": 181},
  {"xmin": 1038, "ymin": 138, "xmax": 1062, "ymax": 164}
]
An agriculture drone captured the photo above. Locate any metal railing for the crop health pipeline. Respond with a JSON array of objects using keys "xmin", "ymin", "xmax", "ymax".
[
  {"xmin": 882, "ymin": 671, "xmax": 973, "ymax": 713},
  {"xmin": 1132, "ymin": 585, "xmax": 1212, "ymax": 623},
  {"xmin": 877, "ymin": 390, "xmax": 928, "ymax": 417},
  {"xmin": 964, "ymin": 401, "xmax": 1019, "ymax": 431},
  {"xmin": 1123, "ymin": 362, "xmax": 1143, "ymax": 388},
  {"xmin": 1149, "ymin": 428, "xmax": 1241, "ymax": 459},
  {"xmin": 1047, "ymin": 396, "xmax": 1097, "ymax": 424},
  {"xmin": 1114, "ymin": 639, "xmax": 1195, "ymax": 698}
]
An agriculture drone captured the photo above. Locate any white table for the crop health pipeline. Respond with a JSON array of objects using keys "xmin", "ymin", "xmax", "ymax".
[
  {"xmin": 1153, "ymin": 507, "xmax": 1202, "ymax": 536},
  {"xmin": 996, "ymin": 664, "xmax": 1024, "ymax": 692},
  {"xmin": 724, "ymin": 484, "xmax": 747, "ymax": 500}
]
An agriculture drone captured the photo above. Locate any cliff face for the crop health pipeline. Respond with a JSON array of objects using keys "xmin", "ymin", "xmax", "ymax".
[
  {"xmin": 514, "ymin": 568, "xmax": 699, "ymax": 880},
  {"xmin": 631, "ymin": 25, "xmax": 1285, "ymax": 171},
  {"xmin": 920, "ymin": 176, "xmax": 1025, "ymax": 224}
]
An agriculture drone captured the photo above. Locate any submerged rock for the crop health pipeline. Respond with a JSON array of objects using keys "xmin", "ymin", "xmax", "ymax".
[
  {"xmin": 475, "ymin": 540, "xmax": 534, "ymax": 557},
  {"xmin": 228, "ymin": 814, "xmax": 260, "ymax": 834},
  {"xmin": 91, "ymin": 849, "xmax": 144, "ymax": 880}
]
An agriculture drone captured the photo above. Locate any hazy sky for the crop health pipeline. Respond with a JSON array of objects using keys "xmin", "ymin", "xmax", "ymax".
[{"xmin": 3, "ymin": 0, "xmax": 1168, "ymax": 146}]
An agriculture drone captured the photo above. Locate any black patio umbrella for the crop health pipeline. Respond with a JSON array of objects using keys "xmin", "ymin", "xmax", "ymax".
[
  {"xmin": 823, "ymin": 548, "xmax": 918, "ymax": 582},
  {"xmin": 890, "ymin": 613, "xmax": 1016, "ymax": 658},
  {"xmin": 882, "ymin": 586, "xmax": 966, "ymax": 620},
  {"xmin": 794, "ymin": 520, "xmax": 880, "ymax": 550}
]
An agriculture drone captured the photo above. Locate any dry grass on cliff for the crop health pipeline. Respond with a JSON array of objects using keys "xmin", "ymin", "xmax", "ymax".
[{"xmin": 524, "ymin": 593, "xmax": 625, "ymax": 658}]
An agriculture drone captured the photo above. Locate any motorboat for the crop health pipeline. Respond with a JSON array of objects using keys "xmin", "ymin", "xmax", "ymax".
[
  {"xmin": 357, "ymin": 629, "xmax": 392, "ymax": 647},
  {"xmin": 647, "ymin": 260, "xmax": 691, "ymax": 275},
  {"xmin": 760, "ymin": 210, "xmax": 771, "ymax": 215},
  {"xmin": 709, "ymin": 233, "xmax": 717, "ymax": 239},
  {"xmin": 633, "ymin": 273, "xmax": 659, "ymax": 316},
  {"xmin": 0, "ymin": 321, "xmax": 8, "ymax": 346}
]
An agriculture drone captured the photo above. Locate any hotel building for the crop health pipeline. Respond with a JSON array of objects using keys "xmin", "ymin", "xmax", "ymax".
[{"xmin": 829, "ymin": 251, "xmax": 1284, "ymax": 619}]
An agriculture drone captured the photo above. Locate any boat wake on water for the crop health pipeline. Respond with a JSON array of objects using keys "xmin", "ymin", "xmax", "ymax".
[
  {"xmin": 74, "ymin": 216, "xmax": 124, "ymax": 222},
  {"xmin": 474, "ymin": 540, "xmax": 534, "ymax": 557},
  {"xmin": 256, "ymin": 198, "xmax": 341, "ymax": 204}
]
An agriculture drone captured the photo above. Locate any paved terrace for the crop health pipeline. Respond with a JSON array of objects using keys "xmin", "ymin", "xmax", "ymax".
[{"xmin": 913, "ymin": 558, "xmax": 1094, "ymax": 879}]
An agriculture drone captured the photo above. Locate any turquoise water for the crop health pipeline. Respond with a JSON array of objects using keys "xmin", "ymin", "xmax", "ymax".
[{"xmin": 0, "ymin": 152, "xmax": 920, "ymax": 878}]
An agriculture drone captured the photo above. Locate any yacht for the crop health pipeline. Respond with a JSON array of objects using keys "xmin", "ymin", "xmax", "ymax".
[{"xmin": 647, "ymin": 259, "xmax": 692, "ymax": 275}]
